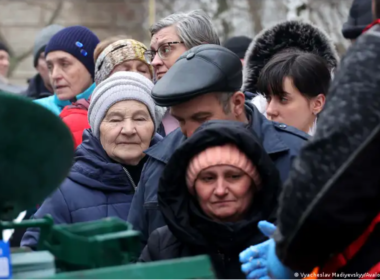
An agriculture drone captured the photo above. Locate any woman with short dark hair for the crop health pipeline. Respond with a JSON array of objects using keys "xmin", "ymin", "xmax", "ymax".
[{"xmin": 257, "ymin": 52, "xmax": 331, "ymax": 135}]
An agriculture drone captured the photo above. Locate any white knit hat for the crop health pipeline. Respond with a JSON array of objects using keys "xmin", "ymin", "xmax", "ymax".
[{"xmin": 88, "ymin": 71, "xmax": 156, "ymax": 138}]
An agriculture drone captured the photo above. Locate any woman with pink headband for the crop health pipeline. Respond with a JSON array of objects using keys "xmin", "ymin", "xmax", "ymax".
[{"xmin": 139, "ymin": 120, "xmax": 281, "ymax": 279}]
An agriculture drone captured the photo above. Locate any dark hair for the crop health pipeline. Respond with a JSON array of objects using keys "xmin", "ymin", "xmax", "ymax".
[
  {"xmin": 257, "ymin": 52, "xmax": 331, "ymax": 100},
  {"xmin": 0, "ymin": 42, "xmax": 9, "ymax": 54}
]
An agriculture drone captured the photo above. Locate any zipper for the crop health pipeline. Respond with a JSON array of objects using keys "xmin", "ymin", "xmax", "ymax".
[{"xmin": 122, "ymin": 167, "xmax": 137, "ymax": 192}]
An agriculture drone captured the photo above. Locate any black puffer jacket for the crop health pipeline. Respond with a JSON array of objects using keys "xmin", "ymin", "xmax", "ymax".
[
  {"xmin": 22, "ymin": 74, "xmax": 53, "ymax": 100},
  {"xmin": 139, "ymin": 120, "xmax": 281, "ymax": 279},
  {"xmin": 274, "ymin": 25, "xmax": 380, "ymax": 276}
]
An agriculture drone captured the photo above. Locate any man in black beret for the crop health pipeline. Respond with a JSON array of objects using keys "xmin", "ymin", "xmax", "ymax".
[
  {"xmin": 342, "ymin": 0, "xmax": 373, "ymax": 43},
  {"xmin": 127, "ymin": 44, "xmax": 310, "ymax": 249}
]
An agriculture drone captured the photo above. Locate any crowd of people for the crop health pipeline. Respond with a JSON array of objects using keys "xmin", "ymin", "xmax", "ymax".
[{"xmin": 1, "ymin": 0, "xmax": 379, "ymax": 278}]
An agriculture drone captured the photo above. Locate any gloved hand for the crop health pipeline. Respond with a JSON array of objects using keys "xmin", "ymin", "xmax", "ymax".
[
  {"xmin": 239, "ymin": 221, "xmax": 276, "ymax": 279},
  {"xmin": 267, "ymin": 238, "xmax": 294, "ymax": 279}
]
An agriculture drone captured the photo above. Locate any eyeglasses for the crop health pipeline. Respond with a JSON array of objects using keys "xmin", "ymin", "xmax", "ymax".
[{"xmin": 144, "ymin": 41, "xmax": 184, "ymax": 64}]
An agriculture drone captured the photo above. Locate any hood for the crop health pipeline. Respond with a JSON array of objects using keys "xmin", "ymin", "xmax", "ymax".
[
  {"xmin": 242, "ymin": 20, "xmax": 339, "ymax": 93},
  {"xmin": 158, "ymin": 120, "xmax": 281, "ymax": 252},
  {"xmin": 69, "ymin": 129, "xmax": 162, "ymax": 192},
  {"xmin": 53, "ymin": 83, "xmax": 95, "ymax": 110},
  {"xmin": 24, "ymin": 74, "xmax": 53, "ymax": 100}
]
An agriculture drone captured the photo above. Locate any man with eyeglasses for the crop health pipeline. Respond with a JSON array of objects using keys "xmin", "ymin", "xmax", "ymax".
[
  {"xmin": 143, "ymin": 9, "xmax": 220, "ymax": 137},
  {"xmin": 128, "ymin": 43, "xmax": 310, "ymax": 251}
]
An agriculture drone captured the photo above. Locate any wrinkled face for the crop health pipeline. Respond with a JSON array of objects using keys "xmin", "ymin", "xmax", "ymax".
[
  {"xmin": 46, "ymin": 51, "xmax": 92, "ymax": 100},
  {"xmin": 170, "ymin": 92, "xmax": 245, "ymax": 138},
  {"xmin": 266, "ymin": 77, "xmax": 322, "ymax": 133},
  {"xmin": 0, "ymin": 50, "xmax": 10, "ymax": 77},
  {"xmin": 36, "ymin": 52, "xmax": 52, "ymax": 91},
  {"xmin": 99, "ymin": 100, "xmax": 155, "ymax": 166},
  {"xmin": 110, "ymin": 60, "xmax": 152, "ymax": 80},
  {"xmin": 194, "ymin": 165, "xmax": 254, "ymax": 222},
  {"xmin": 150, "ymin": 25, "xmax": 187, "ymax": 80}
]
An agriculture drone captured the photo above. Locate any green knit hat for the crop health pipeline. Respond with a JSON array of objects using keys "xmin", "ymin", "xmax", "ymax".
[{"xmin": 0, "ymin": 93, "xmax": 74, "ymax": 220}]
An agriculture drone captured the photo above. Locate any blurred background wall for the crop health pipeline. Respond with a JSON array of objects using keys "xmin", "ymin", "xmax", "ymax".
[{"xmin": 0, "ymin": 0, "xmax": 352, "ymax": 86}]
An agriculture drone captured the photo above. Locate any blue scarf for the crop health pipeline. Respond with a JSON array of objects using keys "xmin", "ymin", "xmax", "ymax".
[{"xmin": 53, "ymin": 83, "xmax": 95, "ymax": 110}]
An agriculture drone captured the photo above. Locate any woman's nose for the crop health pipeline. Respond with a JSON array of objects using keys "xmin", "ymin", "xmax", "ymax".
[
  {"xmin": 266, "ymin": 101, "xmax": 279, "ymax": 119},
  {"xmin": 214, "ymin": 179, "xmax": 227, "ymax": 196},
  {"xmin": 151, "ymin": 53, "xmax": 163, "ymax": 68},
  {"xmin": 121, "ymin": 120, "xmax": 136, "ymax": 135},
  {"xmin": 50, "ymin": 67, "xmax": 62, "ymax": 81}
]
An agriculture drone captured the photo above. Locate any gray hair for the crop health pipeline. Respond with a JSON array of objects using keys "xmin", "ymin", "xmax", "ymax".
[
  {"xmin": 216, "ymin": 92, "xmax": 235, "ymax": 114},
  {"xmin": 150, "ymin": 9, "xmax": 220, "ymax": 49}
]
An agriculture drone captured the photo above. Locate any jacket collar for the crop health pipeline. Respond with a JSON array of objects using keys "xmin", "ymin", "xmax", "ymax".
[
  {"xmin": 25, "ymin": 74, "xmax": 53, "ymax": 99},
  {"xmin": 246, "ymin": 102, "xmax": 290, "ymax": 154},
  {"xmin": 145, "ymin": 127, "xmax": 185, "ymax": 164},
  {"xmin": 53, "ymin": 83, "xmax": 95, "ymax": 109},
  {"xmin": 146, "ymin": 102, "xmax": 290, "ymax": 164}
]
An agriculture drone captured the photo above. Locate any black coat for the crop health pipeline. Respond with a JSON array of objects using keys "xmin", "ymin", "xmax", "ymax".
[
  {"xmin": 22, "ymin": 74, "xmax": 52, "ymax": 100},
  {"xmin": 274, "ymin": 25, "xmax": 380, "ymax": 275},
  {"xmin": 139, "ymin": 120, "xmax": 281, "ymax": 279}
]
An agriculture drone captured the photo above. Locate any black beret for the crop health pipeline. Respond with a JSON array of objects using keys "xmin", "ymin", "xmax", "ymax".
[
  {"xmin": 152, "ymin": 44, "xmax": 243, "ymax": 107},
  {"xmin": 342, "ymin": 0, "xmax": 373, "ymax": 40}
]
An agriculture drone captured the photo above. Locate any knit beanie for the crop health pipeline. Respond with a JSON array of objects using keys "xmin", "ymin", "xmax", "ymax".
[
  {"xmin": 0, "ymin": 42, "xmax": 9, "ymax": 54},
  {"xmin": 95, "ymin": 39, "xmax": 153, "ymax": 85},
  {"xmin": 88, "ymin": 71, "xmax": 157, "ymax": 138},
  {"xmin": 223, "ymin": 36, "xmax": 252, "ymax": 59},
  {"xmin": 186, "ymin": 144, "xmax": 261, "ymax": 194},
  {"xmin": 45, "ymin": 26, "xmax": 100, "ymax": 79},
  {"xmin": 33, "ymin": 24, "xmax": 64, "ymax": 68}
]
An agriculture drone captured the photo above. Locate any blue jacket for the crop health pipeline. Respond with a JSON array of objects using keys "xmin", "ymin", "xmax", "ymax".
[
  {"xmin": 21, "ymin": 129, "xmax": 162, "ymax": 249},
  {"xmin": 33, "ymin": 83, "xmax": 95, "ymax": 115},
  {"xmin": 127, "ymin": 102, "xmax": 309, "ymax": 248}
]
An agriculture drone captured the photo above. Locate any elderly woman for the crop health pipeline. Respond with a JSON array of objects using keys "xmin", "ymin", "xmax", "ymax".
[
  {"xmin": 60, "ymin": 38, "xmax": 165, "ymax": 147},
  {"xmin": 21, "ymin": 71, "xmax": 163, "ymax": 249},
  {"xmin": 139, "ymin": 120, "xmax": 280, "ymax": 279},
  {"xmin": 34, "ymin": 25, "xmax": 99, "ymax": 115}
]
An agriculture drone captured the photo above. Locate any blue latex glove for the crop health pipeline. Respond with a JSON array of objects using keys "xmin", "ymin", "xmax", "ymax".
[
  {"xmin": 239, "ymin": 221, "xmax": 276, "ymax": 279},
  {"xmin": 267, "ymin": 239, "xmax": 295, "ymax": 279}
]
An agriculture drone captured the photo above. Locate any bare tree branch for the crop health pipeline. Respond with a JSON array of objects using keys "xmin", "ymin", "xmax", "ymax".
[
  {"xmin": 8, "ymin": 0, "xmax": 63, "ymax": 76},
  {"xmin": 155, "ymin": 0, "xmax": 175, "ymax": 19},
  {"xmin": 46, "ymin": 0, "xmax": 63, "ymax": 26},
  {"xmin": 247, "ymin": 0, "xmax": 264, "ymax": 36}
]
